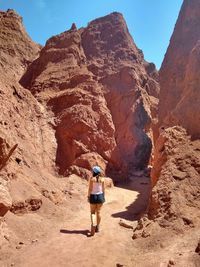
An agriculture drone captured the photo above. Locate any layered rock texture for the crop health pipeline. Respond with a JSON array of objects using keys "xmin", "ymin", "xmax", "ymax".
[
  {"xmin": 0, "ymin": 9, "xmax": 57, "ymax": 215},
  {"xmin": 20, "ymin": 12, "xmax": 159, "ymax": 179},
  {"xmin": 0, "ymin": 10, "xmax": 73, "ymax": 255},
  {"xmin": 134, "ymin": 1, "xmax": 200, "ymax": 265},
  {"xmin": 150, "ymin": 0, "xmax": 200, "ymax": 227},
  {"xmin": 159, "ymin": 0, "xmax": 200, "ymax": 139}
]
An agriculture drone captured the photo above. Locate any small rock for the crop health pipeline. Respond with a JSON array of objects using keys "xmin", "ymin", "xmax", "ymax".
[
  {"xmin": 195, "ymin": 241, "xmax": 200, "ymax": 254},
  {"xmin": 11, "ymin": 263, "xmax": 15, "ymax": 266},
  {"xmin": 141, "ymin": 230, "xmax": 150, "ymax": 238},
  {"xmin": 168, "ymin": 259, "xmax": 175, "ymax": 266},
  {"xmin": 172, "ymin": 169, "xmax": 187, "ymax": 180},
  {"xmin": 182, "ymin": 217, "xmax": 193, "ymax": 226},
  {"xmin": 160, "ymin": 243, "xmax": 165, "ymax": 248},
  {"xmin": 132, "ymin": 233, "xmax": 138, "ymax": 240},
  {"xmin": 19, "ymin": 241, "xmax": 24, "ymax": 245},
  {"xmin": 32, "ymin": 239, "xmax": 38, "ymax": 243},
  {"xmin": 16, "ymin": 245, "xmax": 21, "ymax": 250},
  {"xmin": 119, "ymin": 219, "xmax": 133, "ymax": 229},
  {"xmin": 4, "ymin": 234, "xmax": 9, "ymax": 241}
]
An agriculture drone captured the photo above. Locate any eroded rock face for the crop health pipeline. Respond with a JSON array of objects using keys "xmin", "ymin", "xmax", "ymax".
[
  {"xmin": 151, "ymin": 0, "xmax": 200, "ymax": 222},
  {"xmin": 0, "ymin": 9, "xmax": 57, "ymax": 218},
  {"xmin": 0, "ymin": 9, "xmax": 40, "ymax": 79},
  {"xmin": 150, "ymin": 126, "xmax": 200, "ymax": 225},
  {"xmin": 140, "ymin": 2, "xmax": 200, "ymax": 263},
  {"xmin": 21, "ymin": 12, "xmax": 159, "ymax": 179},
  {"xmin": 159, "ymin": 0, "xmax": 200, "ymax": 139}
]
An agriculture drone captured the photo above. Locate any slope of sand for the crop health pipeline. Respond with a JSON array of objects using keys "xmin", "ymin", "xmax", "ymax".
[{"xmin": 4, "ymin": 176, "xmax": 150, "ymax": 267}]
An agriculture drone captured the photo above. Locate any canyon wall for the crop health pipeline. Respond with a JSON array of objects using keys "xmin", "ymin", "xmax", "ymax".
[
  {"xmin": 0, "ymin": 10, "xmax": 60, "ymax": 221},
  {"xmin": 20, "ymin": 12, "xmax": 159, "ymax": 179},
  {"xmin": 159, "ymin": 0, "xmax": 200, "ymax": 139},
  {"xmin": 151, "ymin": 0, "xmax": 200, "ymax": 219},
  {"xmin": 130, "ymin": 3, "xmax": 200, "ymax": 265},
  {"xmin": 135, "ymin": 1, "xmax": 200, "ymax": 264}
]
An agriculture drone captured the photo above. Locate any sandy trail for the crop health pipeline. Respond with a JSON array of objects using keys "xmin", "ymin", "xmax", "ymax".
[{"xmin": 7, "ymin": 176, "xmax": 150, "ymax": 267}]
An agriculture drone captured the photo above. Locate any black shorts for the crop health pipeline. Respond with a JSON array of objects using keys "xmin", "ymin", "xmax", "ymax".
[{"xmin": 89, "ymin": 193, "xmax": 105, "ymax": 204}]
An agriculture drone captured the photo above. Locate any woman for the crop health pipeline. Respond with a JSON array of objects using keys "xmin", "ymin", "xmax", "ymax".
[{"xmin": 87, "ymin": 165, "xmax": 105, "ymax": 236}]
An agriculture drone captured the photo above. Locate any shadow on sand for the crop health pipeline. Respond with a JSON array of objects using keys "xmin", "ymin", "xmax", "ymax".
[
  {"xmin": 60, "ymin": 229, "xmax": 90, "ymax": 236},
  {"xmin": 111, "ymin": 177, "xmax": 151, "ymax": 221}
]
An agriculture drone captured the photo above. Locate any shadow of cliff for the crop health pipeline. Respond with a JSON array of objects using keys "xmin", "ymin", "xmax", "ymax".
[{"xmin": 111, "ymin": 177, "xmax": 151, "ymax": 221}]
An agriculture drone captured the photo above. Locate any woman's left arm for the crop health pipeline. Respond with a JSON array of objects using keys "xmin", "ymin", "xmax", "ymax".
[{"xmin": 102, "ymin": 178, "xmax": 105, "ymax": 195}]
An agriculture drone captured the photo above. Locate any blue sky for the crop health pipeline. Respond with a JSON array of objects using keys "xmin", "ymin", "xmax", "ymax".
[{"xmin": 0, "ymin": 0, "xmax": 183, "ymax": 69}]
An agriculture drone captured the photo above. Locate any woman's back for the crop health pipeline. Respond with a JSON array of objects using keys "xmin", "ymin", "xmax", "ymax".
[{"xmin": 91, "ymin": 177, "xmax": 104, "ymax": 195}]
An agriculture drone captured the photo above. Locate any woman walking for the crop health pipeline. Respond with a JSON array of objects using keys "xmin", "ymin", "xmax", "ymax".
[{"xmin": 87, "ymin": 166, "xmax": 105, "ymax": 236}]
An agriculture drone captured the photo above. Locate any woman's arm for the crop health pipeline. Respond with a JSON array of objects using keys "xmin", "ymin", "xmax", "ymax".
[
  {"xmin": 87, "ymin": 177, "xmax": 93, "ymax": 198},
  {"xmin": 102, "ymin": 178, "xmax": 105, "ymax": 195}
]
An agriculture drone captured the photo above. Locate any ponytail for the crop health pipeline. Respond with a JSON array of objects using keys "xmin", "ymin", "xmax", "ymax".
[{"xmin": 92, "ymin": 173, "xmax": 102, "ymax": 183}]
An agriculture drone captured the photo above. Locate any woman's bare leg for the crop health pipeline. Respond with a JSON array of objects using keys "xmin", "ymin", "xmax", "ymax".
[
  {"xmin": 96, "ymin": 204, "xmax": 103, "ymax": 226},
  {"xmin": 90, "ymin": 204, "xmax": 97, "ymax": 235}
]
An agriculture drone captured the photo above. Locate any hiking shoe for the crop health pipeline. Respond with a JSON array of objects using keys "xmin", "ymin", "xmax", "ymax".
[
  {"xmin": 95, "ymin": 225, "xmax": 100, "ymax": 233},
  {"xmin": 90, "ymin": 225, "xmax": 96, "ymax": 236}
]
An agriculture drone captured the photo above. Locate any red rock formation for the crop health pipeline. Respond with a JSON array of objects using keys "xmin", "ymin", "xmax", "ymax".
[
  {"xmin": 21, "ymin": 12, "xmax": 159, "ymax": 179},
  {"xmin": 151, "ymin": 0, "xmax": 200, "ymax": 219},
  {"xmin": 159, "ymin": 0, "xmax": 200, "ymax": 139},
  {"xmin": 0, "ymin": 9, "xmax": 41, "ymax": 79},
  {"xmin": 150, "ymin": 126, "xmax": 200, "ymax": 223},
  {"xmin": 0, "ymin": 9, "xmax": 57, "ymax": 217},
  {"xmin": 136, "ymin": 2, "xmax": 200, "ymax": 264}
]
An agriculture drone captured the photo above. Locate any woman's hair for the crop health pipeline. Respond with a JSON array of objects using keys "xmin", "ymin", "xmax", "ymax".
[{"xmin": 92, "ymin": 173, "xmax": 103, "ymax": 183}]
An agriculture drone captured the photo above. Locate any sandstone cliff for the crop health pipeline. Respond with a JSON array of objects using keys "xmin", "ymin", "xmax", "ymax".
[
  {"xmin": 151, "ymin": 0, "xmax": 200, "ymax": 223},
  {"xmin": 20, "ymin": 12, "xmax": 159, "ymax": 179},
  {"xmin": 0, "ymin": 11, "xmax": 91, "ymax": 261},
  {"xmin": 0, "ymin": 9, "xmax": 67, "ymax": 246},
  {"xmin": 159, "ymin": 0, "xmax": 200, "ymax": 139},
  {"xmin": 134, "ymin": 1, "xmax": 200, "ymax": 265}
]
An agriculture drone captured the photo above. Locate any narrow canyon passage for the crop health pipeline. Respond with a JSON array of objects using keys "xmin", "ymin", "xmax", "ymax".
[{"xmin": 6, "ymin": 175, "xmax": 150, "ymax": 267}]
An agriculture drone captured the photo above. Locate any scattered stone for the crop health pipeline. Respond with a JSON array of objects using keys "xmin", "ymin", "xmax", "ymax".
[
  {"xmin": 172, "ymin": 169, "xmax": 187, "ymax": 181},
  {"xmin": 119, "ymin": 219, "xmax": 133, "ymax": 229},
  {"xmin": 32, "ymin": 239, "xmax": 38, "ymax": 243},
  {"xmin": 132, "ymin": 233, "xmax": 138, "ymax": 240},
  {"xmin": 4, "ymin": 234, "xmax": 9, "ymax": 241},
  {"xmin": 182, "ymin": 217, "xmax": 193, "ymax": 226},
  {"xmin": 10, "ymin": 198, "xmax": 42, "ymax": 214},
  {"xmin": 168, "ymin": 259, "xmax": 175, "ymax": 266},
  {"xmin": 141, "ymin": 230, "xmax": 150, "ymax": 238},
  {"xmin": 195, "ymin": 241, "xmax": 200, "ymax": 255}
]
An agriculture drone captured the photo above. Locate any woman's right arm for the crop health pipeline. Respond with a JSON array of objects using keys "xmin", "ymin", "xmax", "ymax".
[{"xmin": 87, "ymin": 178, "xmax": 92, "ymax": 200}]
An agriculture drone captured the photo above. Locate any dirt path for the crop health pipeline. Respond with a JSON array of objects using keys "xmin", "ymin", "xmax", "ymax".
[{"xmin": 6, "ymin": 176, "xmax": 150, "ymax": 267}]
